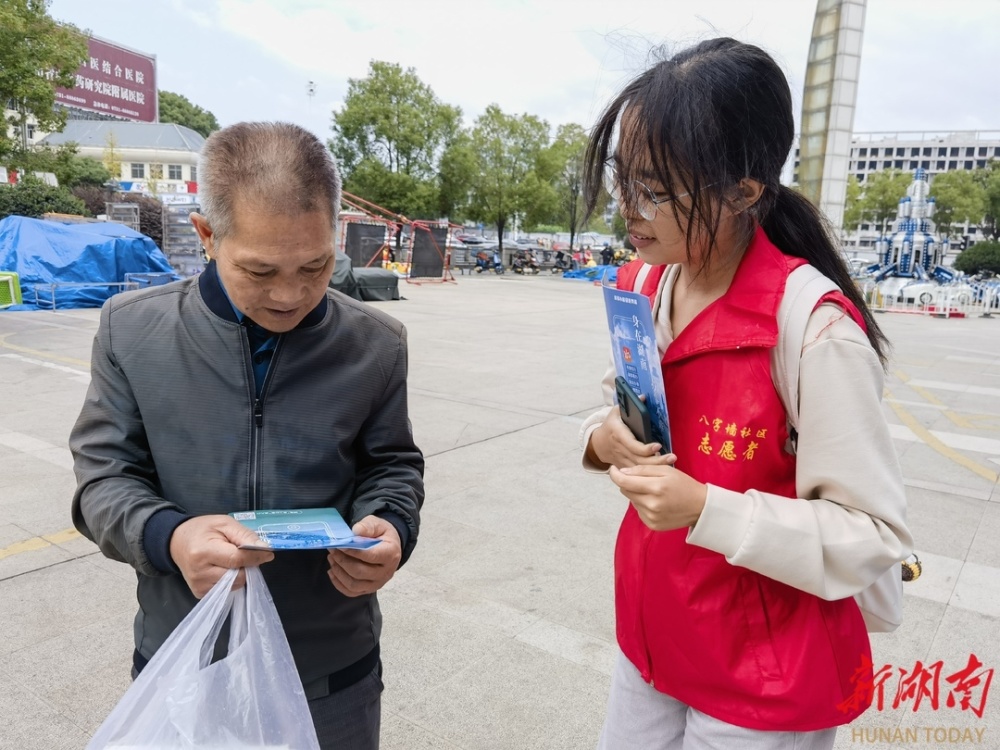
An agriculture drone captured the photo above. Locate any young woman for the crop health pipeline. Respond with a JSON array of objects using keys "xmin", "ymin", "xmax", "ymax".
[{"xmin": 579, "ymin": 38, "xmax": 912, "ymax": 750}]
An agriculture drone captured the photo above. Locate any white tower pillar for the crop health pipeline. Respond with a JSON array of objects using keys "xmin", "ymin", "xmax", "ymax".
[{"xmin": 798, "ymin": 0, "xmax": 866, "ymax": 235}]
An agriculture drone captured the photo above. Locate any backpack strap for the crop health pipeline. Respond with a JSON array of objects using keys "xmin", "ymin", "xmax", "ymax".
[
  {"xmin": 773, "ymin": 264, "xmax": 839, "ymax": 432},
  {"xmin": 632, "ymin": 263, "xmax": 653, "ymax": 295}
]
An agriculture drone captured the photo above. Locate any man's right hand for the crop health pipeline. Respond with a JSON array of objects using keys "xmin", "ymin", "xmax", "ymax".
[
  {"xmin": 169, "ymin": 515, "xmax": 275, "ymax": 598},
  {"xmin": 587, "ymin": 406, "xmax": 676, "ymax": 470}
]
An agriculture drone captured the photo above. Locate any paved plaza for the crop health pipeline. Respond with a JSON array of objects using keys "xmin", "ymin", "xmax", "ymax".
[{"xmin": 1, "ymin": 272, "xmax": 998, "ymax": 750}]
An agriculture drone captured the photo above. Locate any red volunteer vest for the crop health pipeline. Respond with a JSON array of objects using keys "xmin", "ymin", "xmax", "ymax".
[{"xmin": 613, "ymin": 228, "xmax": 872, "ymax": 731}]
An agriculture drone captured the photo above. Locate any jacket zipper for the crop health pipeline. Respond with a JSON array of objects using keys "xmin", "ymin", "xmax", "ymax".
[{"xmin": 241, "ymin": 324, "xmax": 282, "ymax": 512}]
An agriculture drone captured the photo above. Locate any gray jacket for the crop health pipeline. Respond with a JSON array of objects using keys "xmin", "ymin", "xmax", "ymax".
[{"xmin": 70, "ymin": 263, "xmax": 424, "ymax": 686}]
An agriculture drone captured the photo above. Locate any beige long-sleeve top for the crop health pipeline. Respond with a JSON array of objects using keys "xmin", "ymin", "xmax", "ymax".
[{"xmin": 581, "ymin": 265, "xmax": 913, "ymax": 601}]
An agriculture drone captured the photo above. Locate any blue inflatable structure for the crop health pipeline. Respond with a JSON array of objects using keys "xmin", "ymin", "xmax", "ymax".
[{"xmin": 0, "ymin": 216, "xmax": 178, "ymax": 310}]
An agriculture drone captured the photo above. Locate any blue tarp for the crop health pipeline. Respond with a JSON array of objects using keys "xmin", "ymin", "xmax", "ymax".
[
  {"xmin": 0, "ymin": 216, "xmax": 178, "ymax": 309},
  {"xmin": 562, "ymin": 264, "xmax": 618, "ymax": 283}
]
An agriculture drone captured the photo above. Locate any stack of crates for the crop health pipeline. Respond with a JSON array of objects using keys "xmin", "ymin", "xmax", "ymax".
[{"xmin": 0, "ymin": 272, "xmax": 21, "ymax": 309}]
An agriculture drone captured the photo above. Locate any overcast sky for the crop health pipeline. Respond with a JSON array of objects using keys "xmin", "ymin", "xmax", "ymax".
[{"xmin": 48, "ymin": 0, "xmax": 1000, "ymax": 143}]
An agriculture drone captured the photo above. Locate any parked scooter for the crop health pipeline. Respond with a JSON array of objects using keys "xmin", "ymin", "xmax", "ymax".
[
  {"xmin": 551, "ymin": 251, "xmax": 572, "ymax": 274},
  {"xmin": 512, "ymin": 250, "xmax": 540, "ymax": 275},
  {"xmin": 475, "ymin": 249, "xmax": 505, "ymax": 274}
]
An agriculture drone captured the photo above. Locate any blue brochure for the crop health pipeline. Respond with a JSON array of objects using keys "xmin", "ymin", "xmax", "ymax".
[
  {"xmin": 230, "ymin": 508, "xmax": 381, "ymax": 551},
  {"xmin": 601, "ymin": 270, "xmax": 672, "ymax": 452}
]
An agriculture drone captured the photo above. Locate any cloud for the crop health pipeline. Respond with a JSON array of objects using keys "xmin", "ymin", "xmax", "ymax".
[{"xmin": 196, "ymin": 0, "xmax": 822, "ymax": 130}]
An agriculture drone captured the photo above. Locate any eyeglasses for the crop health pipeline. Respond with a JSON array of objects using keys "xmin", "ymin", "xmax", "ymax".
[{"xmin": 603, "ymin": 162, "xmax": 702, "ymax": 221}]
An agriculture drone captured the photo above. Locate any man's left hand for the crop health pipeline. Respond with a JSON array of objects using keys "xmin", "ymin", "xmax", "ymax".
[{"xmin": 327, "ymin": 515, "xmax": 402, "ymax": 597}]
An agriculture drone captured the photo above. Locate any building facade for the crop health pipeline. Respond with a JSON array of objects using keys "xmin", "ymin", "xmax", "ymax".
[
  {"xmin": 789, "ymin": 130, "xmax": 1000, "ymax": 255},
  {"xmin": 38, "ymin": 121, "xmax": 202, "ymax": 196}
]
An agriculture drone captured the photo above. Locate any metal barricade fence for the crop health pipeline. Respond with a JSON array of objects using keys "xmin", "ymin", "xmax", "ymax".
[
  {"xmin": 859, "ymin": 280, "xmax": 997, "ymax": 318},
  {"xmin": 33, "ymin": 281, "xmax": 139, "ymax": 310}
]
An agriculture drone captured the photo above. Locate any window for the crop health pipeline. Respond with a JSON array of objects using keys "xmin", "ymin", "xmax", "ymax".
[
  {"xmin": 856, "ymin": 174, "xmax": 864, "ymax": 183},
  {"xmin": 26, "ymin": 124, "xmax": 35, "ymax": 141},
  {"xmin": 897, "ymin": 148, "xmax": 905, "ymax": 157},
  {"xmin": 977, "ymin": 160, "xmax": 987, "ymax": 169},
  {"xmin": 910, "ymin": 148, "xmax": 920, "ymax": 157},
  {"xmin": 949, "ymin": 160, "xmax": 958, "ymax": 169},
  {"xmin": 966, "ymin": 147, "xmax": 975, "ymax": 157},
  {"xmin": 150, "ymin": 164, "xmax": 163, "ymax": 180},
  {"xmin": 910, "ymin": 161, "xmax": 918, "ymax": 169},
  {"xmin": 869, "ymin": 161, "xmax": 877, "ymax": 170},
  {"xmin": 950, "ymin": 147, "xmax": 959, "ymax": 157},
  {"xmin": 979, "ymin": 147, "xmax": 988, "ymax": 157},
  {"xmin": 859, "ymin": 148, "xmax": 868, "ymax": 157},
  {"xmin": 131, "ymin": 163, "xmax": 145, "ymax": 179},
  {"xmin": 923, "ymin": 147, "xmax": 931, "ymax": 156},
  {"xmin": 937, "ymin": 161, "xmax": 946, "ymax": 170},
  {"xmin": 921, "ymin": 161, "xmax": 930, "ymax": 169},
  {"xmin": 965, "ymin": 161, "xmax": 974, "ymax": 170},
  {"xmin": 883, "ymin": 161, "xmax": 892, "ymax": 169},
  {"xmin": 938, "ymin": 147, "xmax": 947, "ymax": 157},
  {"xmin": 168, "ymin": 164, "xmax": 182, "ymax": 180},
  {"xmin": 895, "ymin": 160, "xmax": 904, "ymax": 169},
  {"xmin": 870, "ymin": 148, "xmax": 880, "ymax": 157},
  {"xmin": 190, "ymin": 165, "xmax": 198, "ymax": 182}
]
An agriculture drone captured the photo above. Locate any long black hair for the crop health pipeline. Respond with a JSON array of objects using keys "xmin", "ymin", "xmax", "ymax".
[{"xmin": 584, "ymin": 37, "xmax": 889, "ymax": 365}]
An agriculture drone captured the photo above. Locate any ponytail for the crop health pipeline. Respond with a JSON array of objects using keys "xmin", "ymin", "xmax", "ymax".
[{"xmin": 761, "ymin": 186, "xmax": 889, "ymax": 367}]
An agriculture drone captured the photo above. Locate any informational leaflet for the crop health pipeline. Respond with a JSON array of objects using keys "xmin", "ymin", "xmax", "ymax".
[
  {"xmin": 231, "ymin": 508, "xmax": 381, "ymax": 551},
  {"xmin": 601, "ymin": 271, "xmax": 672, "ymax": 452}
]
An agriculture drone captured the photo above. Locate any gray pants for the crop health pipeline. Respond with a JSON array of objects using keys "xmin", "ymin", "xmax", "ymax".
[
  {"xmin": 598, "ymin": 652, "xmax": 837, "ymax": 750},
  {"xmin": 308, "ymin": 665, "xmax": 384, "ymax": 750}
]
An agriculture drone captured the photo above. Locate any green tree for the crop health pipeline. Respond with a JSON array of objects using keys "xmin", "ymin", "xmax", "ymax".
[
  {"xmin": 952, "ymin": 240, "xmax": 1000, "ymax": 275},
  {"xmin": 612, "ymin": 211, "xmax": 627, "ymax": 241},
  {"xmin": 157, "ymin": 91, "xmax": 220, "ymax": 138},
  {"xmin": 547, "ymin": 123, "xmax": 590, "ymax": 250},
  {"xmin": 0, "ymin": 0, "xmax": 87, "ymax": 156},
  {"xmin": 102, "ymin": 130, "xmax": 122, "ymax": 181},
  {"xmin": 0, "ymin": 176, "xmax": 88, "ymax": 219},
  {"xmin": 436, "ymin": 131, "xmax": 477, "ymax": 222},
  {"xmin": 843, "ymin": 174, "xmax": 863, "ymax": 229},
  {"xmin": 858, "ymin": 168, "xmax": 911, "ymax": 234},
  {"xmin": 329, "ymin": 61, "xmax": 461, "ymax": 218},
  {"xmin": 467, "ymin": 105, "xmax": 552, "ymax": 250},
  {"xmin": 6, "ymin": 142, "xmax": 109, "ymax": 187},
  {"xmin": 344, "ymin": 159, "xmax": 438, "ymax": 220},
  {"xmin": 929, "ymin": 170, "xmax": 985, "ymax": 239},
  {"xmin": 974, "ymin": 160, "xmax": 1000, "ymax": 239}
]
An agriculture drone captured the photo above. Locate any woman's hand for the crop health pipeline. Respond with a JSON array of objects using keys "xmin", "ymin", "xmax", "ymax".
[
  {"xmin": 588, "ymin": 406, "xmax": 676, "ymax": 470},
  {"xmin": 609, "ymin": 464, "xmax": 708, "ymax": 531}
]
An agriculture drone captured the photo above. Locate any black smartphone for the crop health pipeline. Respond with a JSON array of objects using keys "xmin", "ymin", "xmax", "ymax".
[{"xmin": 615, "ymin": 376, "xmax": 654, "ymax": 446}]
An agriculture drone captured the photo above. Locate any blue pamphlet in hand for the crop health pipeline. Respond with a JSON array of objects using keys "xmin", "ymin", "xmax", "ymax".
[
  {"xmin": 601, "ymin": 269, "xmax": 672, "ymax": 453},
  {"xmin": 230, "ymin": 508, "xmax": 381, "ymax": 551}
]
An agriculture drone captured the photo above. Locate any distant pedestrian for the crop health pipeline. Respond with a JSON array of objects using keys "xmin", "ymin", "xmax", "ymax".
[{"xmin": 600, "ymin": 243, "xmax": 614, "ymax": 266}]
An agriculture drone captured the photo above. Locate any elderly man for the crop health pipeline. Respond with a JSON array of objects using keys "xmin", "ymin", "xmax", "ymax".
[{"xmin": 70, "ymin": 121, "xmax": 424, "ymax": 749}]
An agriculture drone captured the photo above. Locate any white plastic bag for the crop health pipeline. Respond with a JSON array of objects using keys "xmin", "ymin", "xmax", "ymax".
[{"xmin": 88, "ymin": 567, "xmax": 320, "ymax": 750}]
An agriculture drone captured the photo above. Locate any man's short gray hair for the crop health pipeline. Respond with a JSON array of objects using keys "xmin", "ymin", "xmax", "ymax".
[{"xmin": 198, "ymin": 121, "xmax": 341, "ymax": 241}]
